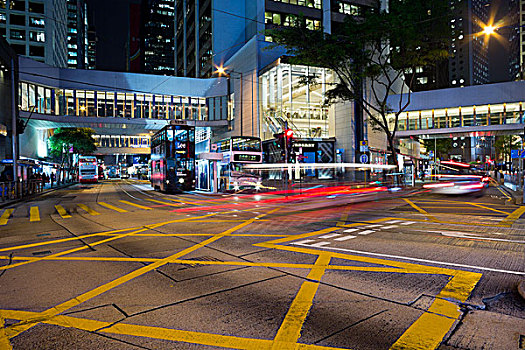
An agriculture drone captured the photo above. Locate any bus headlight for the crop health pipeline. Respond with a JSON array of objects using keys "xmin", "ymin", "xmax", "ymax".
[
  {"xmin": 166, "ymin": 180, "xmax": 170, "ymax": 184},
  {"xmin": 179, "ymin": 178, "xmax": 185, "ymax": 184}
]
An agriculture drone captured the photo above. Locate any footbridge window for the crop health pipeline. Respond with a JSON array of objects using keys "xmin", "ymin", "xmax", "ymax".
[{"xmin": 19, "ymin": 82, "xmax": 222, "ymax": 121}]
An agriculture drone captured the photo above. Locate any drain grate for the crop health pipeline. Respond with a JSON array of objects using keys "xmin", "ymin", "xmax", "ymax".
[{"xmin": 32, "ymin": 250, "xmax": 52, "ymax": 256}]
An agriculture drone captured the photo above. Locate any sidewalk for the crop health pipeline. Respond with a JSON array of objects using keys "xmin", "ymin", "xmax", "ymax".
[
  {"xmin": 0, "ymin": 181, "xmax": 76, "ymax": 209},
  {"xmin": 500, "ymin": 183, "xmax": 524, "ymax": 205}
]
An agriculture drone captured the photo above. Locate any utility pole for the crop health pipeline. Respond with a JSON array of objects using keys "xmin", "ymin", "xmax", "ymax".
[{"xmin": 11, "ymin": 57, "xmax": 18, "ymax": 197}]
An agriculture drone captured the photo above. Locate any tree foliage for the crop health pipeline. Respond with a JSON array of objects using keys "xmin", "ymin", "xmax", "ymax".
[
  {"xmin": 420, "ymin": 138, "xmax": 453, "ymax": 160},
  {"xmin": 494, "ymin": 135, "xmax": 520, "ymax": 162},
  {"xmin": 48, "ymin": 127, "xmax": 97, "ymax": 157},
  {"xmin": 266, "ymin": 0, "xmax": 451, "ymax": 164}
]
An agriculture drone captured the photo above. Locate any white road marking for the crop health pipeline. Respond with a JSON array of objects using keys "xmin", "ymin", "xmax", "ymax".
[
  {"xmin": 381, "ymin": 225, "xmax": 398, "ymax": 229},
  {"xmin": 385, "ymin": 220, "xmax": 401, "ymax": 224},
  {"xmin": 427, "ymin": 230, "xmax": 525, "ymax": 244},
  {"xmin": 358, "ymin": 230, "xmax": 375, "ymax": 235},
  {"xmin": 292, "ymin": 244, "xmax": 525, "ymax": 276},
  {"xmin": 365, "ymin": 224, "xmax": 382, "ymax": 228},
  {"xmin": 334, "ymin": 235, "xmax": 357, "ymax": 241},
  {"xmin": 343, "ymin": 228, "xmax": 359, "ymax": 233},
  {"xmin": 400, "ymin": 221, "xmax": 416, "ymax": 225},
  {"xmin": 294, "ymin": 239, "xmax": 317, "ymax": 245},
  {"xmin": 319, "ymin": 233, "xmax": 342, "ymax": 239},
  {"xmin": 310, "ymin": 242, "xmax": 331, "ymax": 247}
]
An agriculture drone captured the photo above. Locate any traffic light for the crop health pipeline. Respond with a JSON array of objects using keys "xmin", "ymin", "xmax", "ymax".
[{"xmin": 284, "ymin": 129, "xmax": 294, "ymax": 163}]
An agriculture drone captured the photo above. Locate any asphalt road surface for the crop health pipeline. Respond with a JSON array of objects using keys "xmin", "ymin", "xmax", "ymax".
[{"xmin": 0, "ymin": 180, "xmax": 524, "ymax": 350}]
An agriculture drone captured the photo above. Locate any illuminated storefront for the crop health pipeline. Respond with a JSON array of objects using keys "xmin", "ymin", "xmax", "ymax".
[{"xmin": 259, "ymin": 63, "xmax": 334, "ymax": 140}]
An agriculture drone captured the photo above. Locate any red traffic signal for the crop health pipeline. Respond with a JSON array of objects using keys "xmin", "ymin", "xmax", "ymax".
[{"xmin": 285, "ymin": 129, "xmax": 293, "ymax": 138}]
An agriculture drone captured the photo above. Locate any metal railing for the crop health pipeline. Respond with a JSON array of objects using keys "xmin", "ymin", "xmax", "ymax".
[{"xmin": 0, "ymin": 180, "xmax": 45, "ymax": 201}]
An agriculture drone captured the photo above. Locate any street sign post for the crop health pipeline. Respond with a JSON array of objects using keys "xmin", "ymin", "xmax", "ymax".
[{"xmin": 359, "ymin": 140, "xmax": 369, "ymax": 152}]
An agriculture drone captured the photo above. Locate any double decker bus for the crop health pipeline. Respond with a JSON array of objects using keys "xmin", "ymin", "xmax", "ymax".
[
  {"xmin": 150, "ymin": 124, "xmax": 195, "ymax": 192},
  {"xmin": 216, "ymin": 136, "xmax": 263, "ymax": 191},
  {"xmin": 78, "ymin": 156, "xmax": 98, "ymax": 183}
]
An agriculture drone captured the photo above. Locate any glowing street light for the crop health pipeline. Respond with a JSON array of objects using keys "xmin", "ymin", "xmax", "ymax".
[{"xmin": 483, "ymin": 25, "xmax": 496, "ymax": 36}]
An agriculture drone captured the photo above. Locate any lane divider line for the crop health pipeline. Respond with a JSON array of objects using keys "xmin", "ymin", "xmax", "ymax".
[
  {"xmin": 29, "ymin": 207, "xmax": 40, "ymax": 222},
  {"xmin": 97, "ymin": 202, "xmax": 128, "ymax": 213},
  {"xmin": 0, "ymin": 209, "xmax": 14, "ymax": 226},
  {"xmin": 77, "ymin": 204, "xmax": 100, "ymax": 216},
  {"xmin": 54, "ymin": 205, "xmax": 71, "ymax": 219},
  {"xmin": 119, "ymin": 200, "xmax": 152, "ymax": 210}
]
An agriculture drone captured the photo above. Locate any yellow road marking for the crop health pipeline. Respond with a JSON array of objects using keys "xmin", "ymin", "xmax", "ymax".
[
  {"xmin": 119, "ymin": 200, "xmax": 152, "ymax": 210},
  {"xmin": 4, "ymin": 208, "xmax": 281, "ymax": 340},
  {"xmin": 272, "ymin": 254, "xmax": 331, "ymax": 349},
  {"xmin": 391, "ymin": 271, "xmax": 482, "ymax": 350},
  {"xmin": 0, "ymin": 316, "xmax": 12, "ymax": 350},
  {"xmin": 164, "ymin": 197, "xmax": 201, "ymax": 205},
  {"xmin": 0, "ymin": 209, "xmax": 14, "ymax": 225},
  {"xmin": 467, "ymin": 202, "xmax": 510, "ymax": 215},
  {"xmin": 29, "ymin": 207, "xmax": 40, "ymax": 222},
  {"xmin": 77, "ymin": 204, "xmax": 100, "ymax": 216},
  {"xmin": 336, "ymin": 211, "xmax": 349, "ymax": 227},
  {"xmin": 403, "ymin": 198, "xmax": 439, "ymax": 222},
  {"xmin": 98, "ymin": 202, "xmax": 128, "ymax": 213},
  {"xmin": 54, "ymin": 205, "xmax": 71, "ymax": 218},
  {"xmin": 499, "ymin": 206, "xmax": 525, "ymax": 227},
  {"xmin": 496, "ymin": 187, "xmax": 513, "ymax": 201},
  {"xmin": 146, "ymin": 198, "xmax": 181, "ymax": 207}
]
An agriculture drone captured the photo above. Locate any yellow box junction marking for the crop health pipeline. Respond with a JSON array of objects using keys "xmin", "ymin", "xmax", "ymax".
[
  {"xmin": 29, "ymin": 207, "xmax": 40, "ymax": 222},
  {"xmin": 0, "ymin": 212, "xmax": 483, "ymax": 350},
  {"xmin": 403, "ymin": 198, "xmax": 439, "ymax": 222},
  {"xmin": 77, "ymin": 204, "xmax": 100, "ymax": 216},
  {"xmin": 0, "ymin": 209, "xmax": 14, "ymax": 225},
  {"xmin": 499, "ymin": 206, "xmax": 525, "ymax": 227},
  {"xmin": 0, "ymin": 316, "xmax": 12, "ymax": 350},
  {"xmin": 119, "ymin": 200, "xmax": 152, "ymax": 210},
  {"xmin": 97, "ymin": 202, "xmax": 128, "ymax": 213},
  {"xmin": 2, "ymin": 207, "xmax": 281, "ymax": 342},
  {"xmin": 54, "ymin": 205, "xmax": 71, "ymax": 218}
]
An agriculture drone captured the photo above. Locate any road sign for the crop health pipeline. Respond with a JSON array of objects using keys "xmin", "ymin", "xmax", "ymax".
[
  {"xmin": 360, "ymin": 153, "xmax": 369, "ymax": 164},
  {"xmin": 359, "ymin": 140, "xmax": 369, "ymax": 152},
  {"xmin": 511, "ymin": 149, "xmax": 525, "ymax": 159}
]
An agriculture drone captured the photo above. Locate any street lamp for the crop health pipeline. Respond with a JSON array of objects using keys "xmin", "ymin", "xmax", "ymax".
[{"xmin": 215, "ymin": 65, "xmax": 244, "ymax": 137}]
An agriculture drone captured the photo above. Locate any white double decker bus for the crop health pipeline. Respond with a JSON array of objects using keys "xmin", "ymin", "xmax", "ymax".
[
  {"xmin": 216, "ymin": 136, "xmax": 262, "ymax": 191},
  {"xmin": 78, "ymin": 156, "xmax": 98, "ymax": 183}
]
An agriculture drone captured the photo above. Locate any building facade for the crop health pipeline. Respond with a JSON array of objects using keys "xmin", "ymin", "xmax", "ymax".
[
  {"xmin": 143, "ymin": 0, "xmax": 175, "ymax": 75},
  {"xmin": 66, "ymin": 0, "xmax": 88, "ymax": 69},
  {"xmin": 0, "ymin": 37, "xmax": 17, "ymax": 163},
  {"xmin": 0, "ymin": 0, "xmax": 67, "ymax": 68}
]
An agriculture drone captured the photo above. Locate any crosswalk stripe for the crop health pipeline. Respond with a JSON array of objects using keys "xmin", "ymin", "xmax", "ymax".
[
  {"xmin": 319, "ymin": 233, "xmax": 341, "ymax": 239},
  {"xmin": 77, "ymin": 204, "xmax": 100, "ymax": 216},
  {"xmin": 343, "ymin": 228, "xmax": 359, "ymax": 233},
  {"xmin": 382, "ymin": 225, "xmax": 398, "ymax": 229},
  {"xmin": 358, "ymin": 230, "xmax": 375, "ymax": 235},
  {"xmin": 385, "ymin": 220, "xmax": 401, "ymax": 224},
  {"xmin": 0, "ymin": 209, "xmax": 14, "ymax": 225},
  {"xmin": 164, "ymin": 198, "xmax": 201, "ymax": 205},
  {"xmin": 310, "ymin": 242, "xmax": 331, "ymax": 247},
  {"xmin": 293, "ymin": 239, "xmax": 316, "ymax": 245},
  {"xmin": 400, "ymin": 221, "xmax": 416, "ymax": 225},
  {"xmin": 365, "ymin": 224, "xmax": 382, "ymax": 228},
  {"xmin": 29, "ymin": 207, "xmax": 40, "ymax": 222},
  {"xmin": 146, "ymin": 198, "xmax": 181, "ymax": 207},
  {"xmin": 97, "ymin": 202, "xmax": 128, "ymax": 213},
  {"xmin": 119, "ymin": 200, "xmax": 152, "ymax": 210},
  {"xmin": 55, "ymin": 205, "xmax": 72, "ymax": 219},
  {"xmin": 334, "ymin": 235, "xmax": 356, "ymax": 241}
]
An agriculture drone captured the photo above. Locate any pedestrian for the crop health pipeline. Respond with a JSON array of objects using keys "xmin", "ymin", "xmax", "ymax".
[{"xmin": 50, "ymin": 172, "xmax": 56, "ymax": 188}]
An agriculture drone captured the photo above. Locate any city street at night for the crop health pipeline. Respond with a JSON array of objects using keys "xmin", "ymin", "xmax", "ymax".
[{"xmin": 0, "ymin": 181, "xmax": 523, "ymax": 349}]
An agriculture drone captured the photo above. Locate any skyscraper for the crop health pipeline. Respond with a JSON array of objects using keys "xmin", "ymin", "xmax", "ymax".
[
  {"xmin": 0, "ymin": 0, "xmax": 67, "ymax": 68},
  {"xmin": 143, "ymin": 0, "xmax": 175, "ymax": 75},
  {"xmin": 66, "ymin": 0, "xmax": 88, "ymax": 69}
]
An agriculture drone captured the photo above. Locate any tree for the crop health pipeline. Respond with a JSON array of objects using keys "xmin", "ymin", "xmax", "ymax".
[
  {"xmin": 266, "ymin": 0, "xmax": 451, "ymax": 166},
  {"xmin": 48, "ymin": 127, "xmax": 97, "ymax": 157},
  {"xmin": 494, "ymin": 135, "xmax": 520, "ymax": 162},
  {"xmin": 420, "ymin": 138, "xmax": 453, "ymax": 160}
]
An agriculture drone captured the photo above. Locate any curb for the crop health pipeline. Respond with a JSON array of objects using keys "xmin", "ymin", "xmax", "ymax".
[
  {"xmin": 0, "ymin": 182, "xmax": 76, "ymax": 209},
  {"xmin": 518, "ymin": 281, "xmax": 525, "ymax": 301}
]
